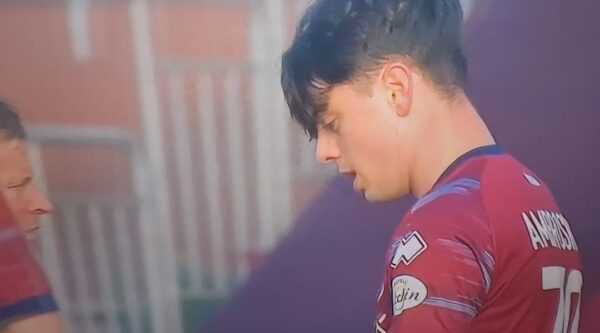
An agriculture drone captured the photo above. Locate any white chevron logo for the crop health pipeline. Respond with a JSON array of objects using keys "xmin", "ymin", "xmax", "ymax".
[{"xmin": 391, "ymin": 231, "xmax": 428, "ymax": 268}]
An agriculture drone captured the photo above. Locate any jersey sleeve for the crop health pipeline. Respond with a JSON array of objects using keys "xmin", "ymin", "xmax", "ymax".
[
  {"xmin": 0, "ymin": 197, "xmax": 58, "ymax": 326},
  {"xmin": 377, "ymin": 201, "xmax": 495, "ymax": 333}
]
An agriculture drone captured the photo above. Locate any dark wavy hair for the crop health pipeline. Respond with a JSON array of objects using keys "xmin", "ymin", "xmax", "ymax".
[{"xmin": 281, "ymin": 0, "xmax": 467, "ymax": 139}]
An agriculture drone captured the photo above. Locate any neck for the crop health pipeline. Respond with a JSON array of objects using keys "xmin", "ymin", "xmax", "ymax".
[{"xmin": 410, "ymin": 93, "xmax": 495, "ymax": 197}]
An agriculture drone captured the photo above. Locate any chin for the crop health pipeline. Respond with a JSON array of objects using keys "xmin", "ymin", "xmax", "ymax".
[
  {"xmin": 364, "ymin": 190, "xmax": 391, "ymax": 203},
  {"xmin": 364, "ymin": 187, "xmax": 407, "ymax": 203}
]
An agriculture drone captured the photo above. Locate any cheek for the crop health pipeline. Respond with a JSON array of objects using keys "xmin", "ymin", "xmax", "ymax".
[
  {"xmin": 342, "ymin": 130, "xmax": 392, "ymax": 176},
  {"xmin": 363, "ymin": 136, "xmax": 401, "ymax": 186},
  {"xmin": 4, "ymin": 188, "xmax": 25, "ymax": 211}
]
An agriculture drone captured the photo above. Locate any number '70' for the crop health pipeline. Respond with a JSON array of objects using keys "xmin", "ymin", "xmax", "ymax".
[{"xmin": 542, "ymin": 266, "xmax": 583, "ymax": 333}]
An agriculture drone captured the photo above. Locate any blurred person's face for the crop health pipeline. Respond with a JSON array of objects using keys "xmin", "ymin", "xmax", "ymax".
[
  {"xmin": 315, "ymin": 62, "xmax": 423, "ymax": 202},
  {"xmin": 0, "ymin": 139, "xmax": 52, "ymax": 240}
]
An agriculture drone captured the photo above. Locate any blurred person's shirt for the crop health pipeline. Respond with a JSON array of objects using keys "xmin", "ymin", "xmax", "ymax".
[{"xmin": 0, "ymin": 195, "xmax": 58, "ymax": 327}]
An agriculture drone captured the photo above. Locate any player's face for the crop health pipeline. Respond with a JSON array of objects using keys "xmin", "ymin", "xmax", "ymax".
[
  {"xmin": 0, "ymin": 139, "xmax": 53, "ymax": 240},
  {"xmin": 315, "ymin": 77, "xmax": 414, "ymax": 202}
]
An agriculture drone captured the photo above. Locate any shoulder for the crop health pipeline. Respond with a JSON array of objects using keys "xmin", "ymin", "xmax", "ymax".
[{"xmin": 405, "ymin": 176, "xmax": 488, "ymax": 237}]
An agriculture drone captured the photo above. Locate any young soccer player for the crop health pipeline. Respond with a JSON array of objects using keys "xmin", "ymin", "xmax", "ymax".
[{"xmin": 281, "ymin": 0, "xmax": 583, "ymax": 331}]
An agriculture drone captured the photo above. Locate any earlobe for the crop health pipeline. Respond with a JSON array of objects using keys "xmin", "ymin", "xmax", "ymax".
[
  {"xmin": 389, "ymin": 88, "xmax": 410, "ymax": 117},
  {"xmin": 383, "ymin": 63, "xmax": 412, "ymax": 117}
]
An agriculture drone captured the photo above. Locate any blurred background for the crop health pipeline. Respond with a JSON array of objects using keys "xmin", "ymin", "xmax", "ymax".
[{"xmin": 0, "ymin": 0, "xmax": 598, "ymax": 332}]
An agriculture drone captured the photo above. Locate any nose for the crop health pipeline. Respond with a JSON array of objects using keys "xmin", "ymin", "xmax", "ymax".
[
  {"xmin": 29, "ymin": 185, "xmax": 53, "ymax": 215},
  {"xmin": 315, "ymin": 132, "xmax": 340, "ymax": 164}
]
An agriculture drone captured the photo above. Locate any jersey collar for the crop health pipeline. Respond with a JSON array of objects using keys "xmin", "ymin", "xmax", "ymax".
[{"xmin": 433, "ymin": 144, "xmax": 504, "ymax": 187}]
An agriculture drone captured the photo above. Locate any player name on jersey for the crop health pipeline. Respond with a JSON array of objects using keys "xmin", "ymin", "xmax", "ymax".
[{"xmin": 522, "ymin": 210, "xmax": 578, "ymax": 251}]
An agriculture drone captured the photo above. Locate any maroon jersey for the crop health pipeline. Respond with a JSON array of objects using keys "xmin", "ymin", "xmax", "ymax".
[
  {"xmin": 0, "ymin": 195, "xmax": 57, "ymax": 326},
  {"xmin": 376, "ymin": 145, "xmax": 583, "ymax": 333}
]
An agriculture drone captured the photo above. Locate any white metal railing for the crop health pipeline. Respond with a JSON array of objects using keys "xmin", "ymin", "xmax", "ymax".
[
  {"xmin": 130, "ymin": 1, "xmax": 184, "ymax": 332},
  {"xmin": 152, "ymin": 0, "xmax": 331, "ymax": 299},
  {"xmin": 161, "ymin": 66, "xmax": 257, "ymax": 295}
]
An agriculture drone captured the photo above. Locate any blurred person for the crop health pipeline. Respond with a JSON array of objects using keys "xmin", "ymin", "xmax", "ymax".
[
  {"xmin": 281, "ymin": 0, "xmax": 582, "ymax": 332},
  {"xmin": 0, "ymin": 100, "xmax": 63, "ymax": 333},
  {"xmin": 0, "ymin": 101, "xmax": 53, "ymax": 241}
]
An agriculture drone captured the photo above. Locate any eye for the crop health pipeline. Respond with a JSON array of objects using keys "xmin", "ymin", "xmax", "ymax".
[
  {"xmin": 324, "ymin": 119, "xmax": 338, "ymax": 131},
  {"xmin": 316, "ymin": 114, "xmax": 339, "ymax": 133},
  {"xmin": 7, "ymin": 182, "xmax": 24, "ymax": 189},
  {"xmin": 7, "ymin": 177, "xmax": 31, "ymax": 189}
]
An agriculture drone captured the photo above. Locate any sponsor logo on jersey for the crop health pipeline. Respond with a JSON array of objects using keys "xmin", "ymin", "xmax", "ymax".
[
  {"xmin": 392, "ymin": 275, "xmax": 427, "ymax": 316},
  {"xmin": 390, "ymin": 231, "xmax": 427, "ymax": 268},
  {"xmin": 522, "ymin": 210, "xmax": 578, "ymax": 251}
]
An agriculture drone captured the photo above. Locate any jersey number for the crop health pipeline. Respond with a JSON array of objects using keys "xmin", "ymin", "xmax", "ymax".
[{"xmin": 542, "ymin": 266, "xmax": 582, "ymax": 333}]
